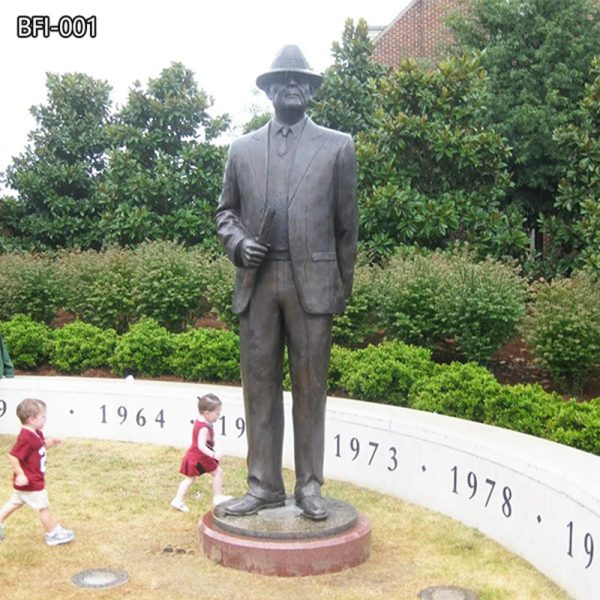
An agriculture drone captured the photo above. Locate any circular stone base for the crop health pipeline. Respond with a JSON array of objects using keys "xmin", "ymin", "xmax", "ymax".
[
  {"xmin": 199, "ymin": 508, "xmax": 371, "ymax": 576},
  {"xmin": 212, "ymin": 496, "xmax": 358, "ymax": 539}
]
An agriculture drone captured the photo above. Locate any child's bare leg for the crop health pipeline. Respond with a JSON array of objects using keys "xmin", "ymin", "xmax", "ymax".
[
  {"xmin": 209, "ymin": 466, "xmax": 224, "ymax": 497},
  {"xmin": 38, "ymin": 507, "xmax": 57, "ymax": 533},
  {"xmin": 0, "ymin": 501, "xmax": 21, "ymax": 524},
  {"xmin": 173, "ymin": 476, "xmax": 195, "ymax": 503}
]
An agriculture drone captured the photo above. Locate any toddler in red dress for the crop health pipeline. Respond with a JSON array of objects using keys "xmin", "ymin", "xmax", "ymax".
[{"xmin": 171, "ymin": 393, "xmax": 231, "ymax": 512}]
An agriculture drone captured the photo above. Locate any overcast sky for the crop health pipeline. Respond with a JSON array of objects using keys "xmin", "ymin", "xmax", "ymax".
[{"xmin": 0, "ymin": 0, "xmax": 408, "ymax": 194}]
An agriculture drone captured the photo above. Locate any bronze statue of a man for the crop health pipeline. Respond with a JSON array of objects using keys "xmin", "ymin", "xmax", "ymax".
[{"xmin": 216, "ymin": 45, "xmax": 358, "ymax": 520}]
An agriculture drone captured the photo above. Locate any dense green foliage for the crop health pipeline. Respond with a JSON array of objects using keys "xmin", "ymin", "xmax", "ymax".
[
  {"xmin": 483, "ymin": 384, "xmax": 562, "ymax": 437},
  {"xmin": 1, "ymin": 65, "xmax": 228, "ymax": 251},
  {"xmin": 550, "ymin": 58, "xmax": 600, "ymax": 273},
  {"xmin": 0, "ymin": 253, "xmax": 62, "ymax": 324},
  {"xmin": 201, "ymin": 254, "xmax": 237, "ymax": 332},
  {"xmin": 374, "ymin": 251, "xmax": 527, "ymax": 362},
  {"xmin": 0, "ymin": 243, "xmax": 227, "ymax": 334},
  {"xmin": 96, "ymin": 63, "xmax": 228, "ymax": 250},
  {"xmin": 310, "ymin": 19, "xmax": 528, "ymax": 263},
  {"xmin": 548, "ymin": 398, "xmax": 600, "ymax": 454},
  {"xmin": 357, "ymin": 55, "xmax": 526, "ymax": 261},
  {"xmin": 169, "ymin": 328, "xmax": 240, "ymax": 383},
  {"xmin": 49, "ymin": 321, "xmax": 117, "ymax": 373},
  {"xmin": 1, "ymin": 244, "xmax": 598, "ymax": 392},
  {"xmin": 331, "ymin": 262, "xmax": 379, "ymax": 347},
  {"xmin": 327, "ymin": 345, "xmax": 355, "ymax": 392},
  {"xmin": 409, "ymin": 361, "xmax": 499, "ymax": 422},
  {"xmin": 2, "ymin": 73, "xmax": 112, "ymax": 250},
  {"xmin": 411, "ymin": 364, "xmax": 564, "ymax": 438},
  {"xmin": 110, "ymin": 318, "xmax": 174, "ymax": 377},
  {"xmin": 55, "ymin": 247, "xmax": 136, "ymax": 332},
  {"xmin": 339, "ymin": 341, "xmax": 437, "ymax": 406},
  {"xmin": 128, "ymin": 241, "xmax": 211, "ymax": 331},
  {"xmin": 448, "ymin": 0, "xmax": 600, "ymax": 257},
  {"xmin": 311, "ymin": 19, "xmax": 388, "ymax": 136},
  {"xmin": 0, "ymin": 315, "xmax": 52, "ymax": 369},
  {"xmin": 3, "ymin": 313, "xmax": 600, "ymax": 455},
  {"xmin": 522, "ymin": 271, "xmax": 600, "ymax": 392},
  {"xmin": 0, "ymin": 244, "xmax": 529, "ymax": 365}
]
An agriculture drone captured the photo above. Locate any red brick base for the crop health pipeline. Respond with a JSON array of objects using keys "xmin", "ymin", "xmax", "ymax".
[{"xmin": 198, "ymin": 512, "xmax": 372, "ymax": 576}]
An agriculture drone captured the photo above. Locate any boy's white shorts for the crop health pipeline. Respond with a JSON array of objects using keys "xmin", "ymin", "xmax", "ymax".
[{"xmin": 9, "ymin": 489, "xmax": 50, "ymax": 510}]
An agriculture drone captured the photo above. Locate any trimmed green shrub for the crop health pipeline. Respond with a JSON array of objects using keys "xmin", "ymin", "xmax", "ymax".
[
  {"xmin": 374, "ymin": 252, "xmax": 442, "ymax": 347},
  {"xmin": 547, "ymin": 398, "xmax": 600, "ymax": 455},
  {"xmin": 204, "ymin": 255, "xmax": 237, "ymax": 331},
  {"xmin": 375, "ymin": 251, "xmax": 527, "ymax": 362},
  {"xmin": 435, "ymin": 255, "xmax": 527, "ymax": 362},
  {"xmin": 483, "ymin": 383, "xmax": 562, "ymax": 437},
  {"xmin": 522, "ymin": 272, "xmax": 600, "ymax": 393},
  {"xmin": 169, "ymin": 328, "xmax": 240, "ymax": 383},
  {"xmin": 130, "ymin": 241, "xmax": 212, "ymax": 332},
  {"xmin": 49, "ymin": 321, "xmax": 117, "ymax": 373},
  {"xmin": 328, "ymin": 345, "xmax": 354, "ymax": 393},
  {"xmin": 332, "ymin": 262, "xmax": 379, "ymax": 347},
  {"xmin": 340, "ymin": 340, "xmax": 437, "ymax": 406},
  {"xmin": 409, "ymin": 361, "xmax": 500, "ymax": 422},
  {"xmin": 0, "ymin": 253, "xmax": 62, "ymax": 324},
  {"xmin": 110, "ymin": 318, "xmax": 174, "ymax": 377},
  {"xmin": 55, "ymin": 247, "xmax": 136, "ymax": 333},
  {"xmin": 0, "ymin": 314, "xmax": 53, "ymax": 369}
]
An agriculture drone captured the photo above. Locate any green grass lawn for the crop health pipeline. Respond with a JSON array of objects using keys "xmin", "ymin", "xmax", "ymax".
[{"xmin": 0, "ymin": 436, "xmax": 569, "ymax": 600}]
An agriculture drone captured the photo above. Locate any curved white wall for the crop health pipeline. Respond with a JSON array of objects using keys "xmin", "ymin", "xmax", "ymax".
[{"xmin": 1, "ymin": 376, "xmax": 599, "ymax": 599}]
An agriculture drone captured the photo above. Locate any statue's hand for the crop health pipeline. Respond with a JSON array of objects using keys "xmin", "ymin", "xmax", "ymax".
[{"xmin": 241, "ymin": 238, "xmax": 269, "ymax": 268}]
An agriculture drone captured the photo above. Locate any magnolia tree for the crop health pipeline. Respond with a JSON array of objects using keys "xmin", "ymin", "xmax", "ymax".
[
  {"xmin": 550, "ymin": 58, "xmax": 600, "ymax": 274},
  {"xmin": 311, "ymin": 20, "xmax": 528, "ymax": 262},
  {"xmin": 1, "ymin": 64, "xmax": 229, "ymax": 251},
  {"xmin": 357, "ymin": 55, "xmax": 527, "ymax": 261},
  {"xmin": 448, "ymin": 0, "xmax": 600, "ymax": 255},
  {"xmin": 2, "ymin": 73, "xmax": 112, "ymax": 249}
]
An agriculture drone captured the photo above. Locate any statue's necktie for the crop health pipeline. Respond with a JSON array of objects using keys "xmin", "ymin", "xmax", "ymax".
[{"xmin": 277, "ymin": 126, "xmax": 291, "ymax": 156}]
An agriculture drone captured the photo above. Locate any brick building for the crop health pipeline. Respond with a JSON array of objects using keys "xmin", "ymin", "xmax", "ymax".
[{"xmin": 372, "ymin": 0, "xmax": 463, "ymax": 66}]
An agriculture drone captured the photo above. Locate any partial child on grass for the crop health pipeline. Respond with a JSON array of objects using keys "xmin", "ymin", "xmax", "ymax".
[
  {"xmin": 171, "ymin": 393, "xmax": 231, "ymax": 512},
  {"xmin": 0, "ymin": 398, "xmax": 75, "ymax": 546}
]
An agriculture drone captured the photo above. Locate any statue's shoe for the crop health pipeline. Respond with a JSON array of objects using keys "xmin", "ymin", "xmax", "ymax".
[
  {"xmin": 223, "ymin": 494, "xmax": 285, "ymax": 516},
  {"xmin": 296, "ymin": 495, "xmax": 328, "ymax": 521}
]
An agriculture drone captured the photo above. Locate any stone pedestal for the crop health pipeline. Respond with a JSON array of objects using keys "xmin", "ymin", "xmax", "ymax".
[{"xmin": 198, "ymin": 497, "xmax": 371, "ymax": 576}]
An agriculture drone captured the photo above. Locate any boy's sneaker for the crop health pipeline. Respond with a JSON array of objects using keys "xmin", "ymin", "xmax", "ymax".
[
  {"xmin": 213, "ymin": 495, "xmax": 233, "ymax": 506},
  {"xmin": 170, "ymin": 499, "xmax": 189, "ymax": 513},
  {"xmin": 45, "ymin": 525, "xmax": 75, "ymax": 546},
  {"xmin": 0, "ymin": 523, "xmax": 5, "ymax": 541}
]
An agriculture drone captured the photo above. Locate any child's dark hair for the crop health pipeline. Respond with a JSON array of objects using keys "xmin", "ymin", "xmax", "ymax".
[
  {"xmin": 16, "ymin": 398, "xmax": 47, "ymax": 424},
  {"xmin": 197, "ymin": 393, "xmax": 221, "ymax": 413}
]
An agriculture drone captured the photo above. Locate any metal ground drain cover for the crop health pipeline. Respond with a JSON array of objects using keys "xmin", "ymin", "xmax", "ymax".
[
  {"xmin": 71, "ymin": 568, "xmax": 129, "ymax": 589},
  {"xmin": 418, "ymin": 586, "xmax": 479, "ymax": 600}
]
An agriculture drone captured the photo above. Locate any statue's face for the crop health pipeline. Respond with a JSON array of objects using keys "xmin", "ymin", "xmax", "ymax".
[{"xmin": 267, "ymin": 73, "xmax": 313, "ymax": 114}]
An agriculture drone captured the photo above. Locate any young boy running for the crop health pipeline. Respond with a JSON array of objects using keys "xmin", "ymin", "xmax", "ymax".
[{"xmin": 0, "ymin": 398, "xmax": 75, "ymax": 546}]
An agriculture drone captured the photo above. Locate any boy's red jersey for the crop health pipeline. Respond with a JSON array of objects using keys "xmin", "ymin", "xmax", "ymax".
[{"xmin": 10, "ymin": 428, "xmax": 46, "ymax": 491}]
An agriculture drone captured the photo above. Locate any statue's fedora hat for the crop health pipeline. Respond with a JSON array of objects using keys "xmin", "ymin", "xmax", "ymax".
[{"xmin": 256, "ymin": 45, "xmax": 323, "ymax": 91}]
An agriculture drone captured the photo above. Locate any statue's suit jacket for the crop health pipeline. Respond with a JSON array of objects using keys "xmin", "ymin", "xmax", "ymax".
[{"xmin": 216, "ymin": 117, "xmax": 358, "ymax": 314}]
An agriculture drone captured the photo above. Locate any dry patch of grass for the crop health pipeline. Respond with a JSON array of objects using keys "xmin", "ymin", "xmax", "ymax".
[{"xmin": 0, "ymin": 436, "xmax": 569, "ymax": 600}]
